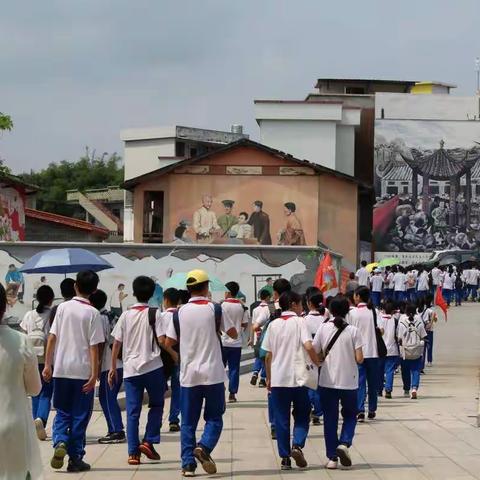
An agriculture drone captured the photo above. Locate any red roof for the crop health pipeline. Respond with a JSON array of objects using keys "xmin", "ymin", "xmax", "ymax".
[{"xmin": 25, "ymin": 208, "xmax": 109, "ymax": 237}]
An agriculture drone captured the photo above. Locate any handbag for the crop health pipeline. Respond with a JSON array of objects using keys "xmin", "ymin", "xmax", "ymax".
[
  {"xmin": 373, "ymin": 307, "xmax": 388, "ymax": 358},
  {"xmin": 294, "ymin": 319, "xmax": 318, "ymax": 390}
]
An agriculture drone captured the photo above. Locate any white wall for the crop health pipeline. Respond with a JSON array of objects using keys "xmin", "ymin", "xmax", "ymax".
[
  {"xmin": 335, "ymin": 125, "xmax": 355, "ymax": 176},
  {"xmin": 259, "ymin": 120, "xmax": 337, "ymax": 169}
]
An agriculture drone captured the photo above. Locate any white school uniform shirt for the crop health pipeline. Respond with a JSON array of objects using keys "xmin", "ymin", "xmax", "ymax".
[
  {"xmin": 405, "ymin": 271, "xmax": 417, "ymax": 289},
  {"xmin": 417, "ymin": 271, "xmax": 430, "ymax": 291},
  {"xmin": 377, "ymin": 313, "xmax": 399, "ymax": 357},
  {"xmin": 221, "ymin": 299, "xmax": 249, "ymax": 348},
  {"xmin": 50, "ymin": 297, "xmax": 104, "ymax": 380},
  {"xmin": 356, "ymin": 267, "xmax": 369, "ymax": 287},
  {"xmin": 347, "ymin": 303, "xmax": 378, "ymax": 358},
  {"xmin": 20, "ymin": 307, "xmax": 51, "ymax": 338},
  {"xmin": 304, "ymin": 311, "xmax": 325, "ymax": 338},
  {"xmin": 442, "ymin": 273, "xmax": 455, "ymax": 290},
  {"xmin": 393, "ymin": 272, "xmax": 407, "ymax": 292},
  {"xmin": 111, "ymin": 303, "xmax": 164, "ymax": 379},
  {"xmin": 261, "ymin": 312, "xmax": 311, "ymax": 388},
  {"xmin": 166, "ymin": 296, "xmax": 234, "ymax": 387},
  {"xmin": 466, "ymin": 268, "xmax": 480, "ymax": 285},
  {"xmin": 312, "ymin": 320, "xmax": 363, "ymax": 390},
  {"xmin": 251, "ymin": 302, "xmax": 270, "ymax": 345},
  {"xmin": 110, "ymin": 291, "xmax": 122, "ymax": 309},
  {"xmin": 385, "ymin": 272, "xmax": 394, "ymax": 289},
  {"xmin": 397, "ymin": 314, "xmax": 427, "ymax": 340},
  {"xmin": 100, "ymin": 311, "xmax": 122, "ymax": 372},
  {"xmin": 431, "ymin": 267, "xmax": 442, "ymax": 286},
  {"xmin": 370, "ymin": 274, "xmax": 383, "ymax": 292},
  {"xmin": 418, "ymin": 307, "xmax": 436, "ymax": 332}
]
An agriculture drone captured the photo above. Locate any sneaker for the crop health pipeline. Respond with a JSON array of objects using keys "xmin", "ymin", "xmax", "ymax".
[
  {"xmin": 325, "ymin": 459, "xmax": 338, "ymax": 469},
  {"xmin": 98, "ymin": 431, "xmax": 126, "ymax": 444},
  {"xmin": 50, "ymin": 442, "xmax": 67, "ymax": 470},
  {"xmin": 403, "ymin": 390, "xmax": 410, "ymax": 397},
  {"xmin": 67, "ymin": 458, "xmax": 91, "ymax": 472},
  {"xmin": 34, "ymin": 418, "xmax": 47, "ymax": 441},
  {"xmin": 139, "ymin": 441, "xmax": 161, "ymax": 461},
  {"xmin": 193, "ymin": 445, "xmax": 217, "ymax": 474},
  {"xmin": 182, "ymin": 464, "xmax": 196, "ymax": 477},
  {"xmin": 312, "ymin": 415, "xmax": 321, "ymax": 426},
  {"xmin": 411, "ymin": 389, "xmax": 418, "ymax": 400},
  {"xmin": 385, "ymin": 391, "xmax": 392, "ymax": 399},
  {"xmin": 357, "ymin": 413, "xmax": 365, "ymax": 423},
  {"xmin": 271, "ymin": 425, "xmax": 277, "ymax": 439},
  {"xmin": 291, "ymin": 446, "xmax": 308, "ymax": 468},
  {"xmin": 128, "ymin": 453, "xmax": 141, "ymax": 466},
  {"xmin": 368, "ymin": 412, "xmax": 376, "ymax": 420},
  {"xmin": 427, "ymin": 362, "xmax": 433, "ymax": 367},
  {"xmin": 228, "ymin": 393, "xmax": 237, "ymax": 403},
  {"xmin": 420, "ymin": 369, "xmax": 425, "ymax": 375},
  {"xmin": 281, "ymin": 457, "xmax": 292, "ymax": 470},
  {"xmin": 258, "ymin": 378, "xmax": 267, "ymax": 388},
  {"xmin": 336, "ymin": 445, "xmax": 352, "ymax": 467},
  {"xmin": 169, "ymin": 422, "xmax": 180, "ymax": 433},
  {"xmin": 250, "ymin": 373, "xmax": 258, "ymax": 386}
]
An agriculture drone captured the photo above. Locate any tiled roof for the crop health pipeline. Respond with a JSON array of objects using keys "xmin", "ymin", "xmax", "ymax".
[{"xmin": 382, "ymin": 165, "xmax": 413, "ymax": 182}]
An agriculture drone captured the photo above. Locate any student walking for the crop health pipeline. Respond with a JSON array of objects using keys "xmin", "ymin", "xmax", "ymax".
[
  {"xmin": 465, "ymin": 266, "xmax": 480, "ymax": 301},
  {"xmin": 348, "ymin": 286, "xmax": 381, "ymax": 421},
  {"xmin": 454, "ymin": 268, "xmax": 465, "ymax": 306},
  {"xmin": 370, "ymin": 269, "xmax": 383, "ymax": 307},
  {"xmin": 313, "ymin": 295, "xmax": 363, "ymax": 469},
  {"xmin": 222, "ymin": 281, "xmax": 249, "ymax": 403},
  {"xmin": 20, "ymin": 284, "xmax": 55, "ymax": 441},
  {"xmin": 418, "ymin": 294, "xmax": 437, "ymax": 369},
  {"xmin": 90, "ymin": 290, "xmax": 126, "ymax": 445},
  {"xmin": 355, "ymin": 261, "xmax": 369, "ymax": 287},
  {"xmin": 43, "ymin": 270, "xmax": 104, "ymax": 473},
  {"xmin": 263, "ymin": 291, "xmax": 318, "ymax": 471},
  {"xmin": 393, "ymin": 267, "xmax": 407, "ymax": 303},
  {"xmin": 416, "ymin": 267, "xmax": 430, "ymax": 302},
  {"xmin": 109, "ymin": 276, "xmax": 170, "ymax": 465},
  {"xmin": 165, "ymin": 270, "xmax": 238, "ymax": 477},
  {"xmin": 398, "ymin": 304, "xmax": 427, "ymax": 399},
  {"xmin": 442, "ymin": 266, "xmax": 455, "ymax": 307}
]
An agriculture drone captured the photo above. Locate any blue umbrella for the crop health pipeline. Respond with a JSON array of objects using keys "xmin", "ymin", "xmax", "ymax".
[
  {"xmin": 19, "ymin": 248, "xmax": 113, "ymax": 274},
  {"xmin": 162, "ymin": 272, "xmax": 227, "ymax": 292}
]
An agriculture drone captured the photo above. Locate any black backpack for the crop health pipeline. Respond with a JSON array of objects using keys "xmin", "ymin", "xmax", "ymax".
[{"xmin": 148, "ymin": 307, "xmax": 176, "ymax": 381}]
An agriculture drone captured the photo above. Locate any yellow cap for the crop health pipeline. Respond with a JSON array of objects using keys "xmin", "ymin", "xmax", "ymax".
[{"xmin": 186, "ymin": 269, "xmax": 210, "ymax": 286}]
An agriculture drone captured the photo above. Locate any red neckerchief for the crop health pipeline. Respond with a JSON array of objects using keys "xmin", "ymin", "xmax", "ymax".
[
  {"xmin": 190, "ymin": 300, "xmax": 209, "ymax": 305},
  {"xmin": 280, "ymin": 313, "xmax": 296, "ymax": 320},
  {"xmin": 357, "ymin": 303, "xmax": 367, "ymax": 309},
  {"xmin": 166, "ymin": 308, "xmax": 177, "ymax": 313},
  {"xmin": 382, "ymin": 314, "xmax": 392, "ymax": 320},
  {"xmin": 74, "ymin": 298, "xmax": 91, "ymax": 306},
  {"xmin": 225, "ymin": 299, "xmax": 241, "ymax": 304},
  {"xmin": 129, "ymin": 304, "xmax": 149, "ymax": 311}
]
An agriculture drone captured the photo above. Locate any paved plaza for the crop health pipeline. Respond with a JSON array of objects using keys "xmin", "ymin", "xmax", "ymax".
[{"xmin": 39, "ymin": 303, "xmax": 480, "ymax": 479}]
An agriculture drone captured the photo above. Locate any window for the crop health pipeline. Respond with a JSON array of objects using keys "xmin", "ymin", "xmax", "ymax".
[
  {"xmin": 143, "ymin": 191, "xmax": 164, "ymax": 243},
  {"xmin": 386, "ymin": 186, "xmax": 398, "ymax": 195},
  {"xmin": 430, "ymin": 185, "xmax": 440, "ymax": 195},
  {"xmin": 345, "ymin": 86, "xmax": 366, "ymax": 94},
  {"xmin": 190, "ymin": 147, "xmax": 197, "ymax": 158},
  {"xmin": 175, "ymin": 141, "xmax": 185, "ymax": 157}
]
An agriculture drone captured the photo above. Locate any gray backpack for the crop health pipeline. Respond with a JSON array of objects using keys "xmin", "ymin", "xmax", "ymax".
[
  {"xmin": 399, "ymin": 318, "xmax": 423, "ymax": 360},
  {"xmin": 27, "ymin": 316, "xmax": 48, "ymax": 363}
]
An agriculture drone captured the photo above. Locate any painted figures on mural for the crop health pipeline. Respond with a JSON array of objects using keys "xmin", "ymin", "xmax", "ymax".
[
  {"xmin": 374, "ymin": 132, "xmax": 480, "ymax": 253},
  {"xmin": 248, "ymin": 200, "xmax": 272, "ymax": 245},
  {"xmin": 218, "ymin": 200, "xmax": 238, "ymax": 237},
  {"xmin": 5, "ymin": 263, "xmax": 24, "ymax": 306},
  {"xmin": 0, "ymin": 186, "xmax": 25, "ymax": 241},
  {"xmin": 278, "ymin": 202, "xmax": 306, "ymax": 246},
  {"xmin": 192, "ymin": 194, "xmax": 220, "ymax": 242},
  {"xmin": 230, "ymin": 212, "xmax": 252, "ymax": 239}
]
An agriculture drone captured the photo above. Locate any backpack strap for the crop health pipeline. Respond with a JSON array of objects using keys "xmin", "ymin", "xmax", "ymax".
[
  {"xmin": 213, "ymin": 303, "xmax": 222, "ymax": 333},
  {"xmin": 148, "ymin": 307, "xmax": 161, "ymax": 352},
  {"xmin": 173, "ymin": 309, "xmax": 181, "ymax": 342},
  {"xmin": 324, "ymin": 321, "xmax": 347, "ymax": 358}
]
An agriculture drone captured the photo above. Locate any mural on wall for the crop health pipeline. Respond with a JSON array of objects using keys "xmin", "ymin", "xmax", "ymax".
[
  {"xmin": 169, "ymin": 175, "xmax": 316, "ymax": 246},
  {"xmin": 0, "ymin": 186, "xmax": 25, "ymax": 241},
  {"xmin": 373, "ymin": 120, "xmax": 480, "ymax": 253}
]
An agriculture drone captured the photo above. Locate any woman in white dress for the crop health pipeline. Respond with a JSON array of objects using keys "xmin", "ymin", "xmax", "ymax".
[{"xmin": 0, "ymin": 283, "xmax": 43, "ymax": 480}]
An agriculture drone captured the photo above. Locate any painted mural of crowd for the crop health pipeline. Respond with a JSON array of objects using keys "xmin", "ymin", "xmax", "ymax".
[
  {"xmin": 375, "ymin": 193, "xmax": 480, "ymax": 253},
  {"xmin": 174, "ymin": 195, "xmax": 306, "ymax": 246}
]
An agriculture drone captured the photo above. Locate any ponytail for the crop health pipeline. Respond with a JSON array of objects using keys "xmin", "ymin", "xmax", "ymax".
[
  {"xmin": 405, "ymin": 303, "xmax": 416, "ymax": 323},
  {"xmin": 35, "ymin": 285, "xmax": 55, "ymax": 314},
  {"xmin": 308, "ymin": 292, "xmax": 326, "ymax": 315},
  {"xmin": 333, "ymin": 316, "xmax": 345, "ymax": 329}
]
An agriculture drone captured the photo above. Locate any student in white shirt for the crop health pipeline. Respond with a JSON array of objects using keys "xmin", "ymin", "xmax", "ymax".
[
  {"xmin": 263, "ymin": 291, "xmax": 319, "ymax": 471},
  {"xmin": 370, "ymin": 269, "xmax": 383, "ymax": 307},
  {"xmin": 222, "ymin": 281, "xmax": 249, "ymax": 403},
  {"xmin": 165, "ymin": 270, "xmax": 237, "ymax": 477},
  {"xmin": 110, "ymin": 283, "xmax": 128, "ymax": 319},
  {"xmin": 416, "ymin": 267, "xmax": 430, "ymax": 301},
  {"xmin": 355, "ymin": 261, "xmax": 369, "ymax": 287},
  {"xmin": 110, "ymin": 276, "xmax": 171, "ymax": 466},
  {"xmin": 442, "ymin": 266, "xmax": 455, "ymax": 306},
  {"xmin": 90, "ymin": 289, "xmax": 125, "ymax": 445},
  {"xmin": 249, "ymin": 288, "xmax": 271, "ymax": 387},
  {"xmin": 348, "ymin": 286, "xmax": 381, "ymax": 421},
  {"xmin": 313, "ymin": 295, "xmax": 363, "ymax": 470},
  {"xmin": 418, "ymin": 294, "xmax": 437, "ymax": 370},
  {"xmin": 43, "ymin": 270, "xmax": 104, "ymax": 473},
  {"xmin": 304, "ymin": 292, "xmax": 325, "ymax": 425},
  {"xmin": 405, "ymin": 269, "xmax": 417, "ymax": 302},
  {"xmin": 466, "ymin": 266, "xmax": 480, "ymax": 300},
  {"xmin": 430, "ymin": 265, "xmax": 443, "ymax": 296},
  {"xmin": 21, "ymin": 284, "xmax": 55, "ymax": 441},
  {"xmin": 397, "ymin": 304, "xmax": 427, "ymax": 399},
  {"xmin": 393, "ymin": 266, "xmax": 407, "ymax": 302},
  {"xmin": 377, "ymin": 301, "xmax": 399, "ymax": 398},
  {"xmin": 383, "ymin": 267, "xmax": 394, "ymax": 301}
]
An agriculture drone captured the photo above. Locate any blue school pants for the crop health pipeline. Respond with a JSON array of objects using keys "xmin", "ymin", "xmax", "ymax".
[
  {"xmin": 394, "ymin": 291, "xmax": 406, "ymax": 302},
  {"xmin": 455, "ymin": 288, "xmax": 463, "ymax": 305},
  {"xmin": 357, "ymin": 358, "xmax": 379, "ymax": 414},
  {"xmin": 421, "ymin": 331, "xmax": 434, "ymax": 369},
  {"xmin": 371, "ymin": 291, "xmax": 381, "ymax": 307},
  {"xmin": 252, "ymin": 357, "xmax": 266, "ymax": 378},
  {"xmin": 124, "ymin": 367, "xmax": 165, "ymax": 455},
  {"xmin": 320, "ymin": 387, "xmax": 358, "ymax": 461},
  {"xmin": 270, "ymin": 387, "xmax": 310, "ymax": 458},
  {"xmin": 268, "ymin": 391, "xmax": 274, "ymax": 426},
  {"xmin": 467, "ymin": 284, "xmax": 478, "ymax": 300},
  {"xmin": 442, "ymin": 288, "xmax": 453, "ymax": 306},
  {"xmin": 32, "ymin": 363, "xmax": 53, "ymax": 426},
  {"xmin": 384, "ymin": 288, "xmax": 393, "ymax": 301},
  {"xmin": 401, "ymin": 358, "xmax": 421, "ymax": 390},
  {"xmin": 417, "ymin": 290, "xmax": 428, "ymax": 302},
  {"xmin": 308, "ymin": 386, "xmax": 322, "ymax": 417},
  {"xmin": 52, "ymin": 378, "xmax": 94, "ymax": 460},
  {"xmin": 384, "ymin": 356, "xmax": 400, "ymax": 393},
  {"xmin": 222, "ymin": 346, "xmax": 242, "ymax": 394},
  {"xmin": 407, "ymin": 288, "xmax": 416, "ymax": 302},
  {"xmin": 99, "ymin": 369, "xmax": 124, "ymax": 434},
  {"xmin": 169, "ymin": 365, "xmax": 181, "ymax": 424},
  {"xmin": 377, "ymin": 357, "xmax": 385, "ymax": 394},
  {"xmin": 180, "ymin": 383, "xmax": 225, "ymax": 469}
]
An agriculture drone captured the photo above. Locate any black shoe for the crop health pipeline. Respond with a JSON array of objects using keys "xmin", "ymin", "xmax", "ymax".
[
  {"xmin": 193, "ymin": 445, "xmax": 217, "ymax": 474},
  {"xmin": 312, "ymin": 415, "xmax": 321, "ymax": 426},
  {"xmin": 250, "ymin": 373, "xmax": 258, "ymax": 386},
  {"xmin": 139, "ymin": 441, "xmax": 161, "ymax": 460},
  {"xmin": 271, "ymin": 426, "xmax": 277, "ymax": 440},
  {"xmin": 98, "ymin": 431, "xmax": 126, "ymax": 444},
  {"xmin": 281, "ymin": 457, "xmax": 292, "ymax": 470},
  {"xmin": 67, "ymin": 458, "xmax": 91, "ymax": 473},
  {"xmin": 385, "ymin": 391, "xmax": 392, "ymax": 399},
  {"xmin": 182, "ymin": 464, "xmax": 196, "ymax": 477},
  {"xmin": 420, "ymin": 369, "xmax": 425, "ymax": 375},
  {"xmin": 357, "ymin": 413, "xmax": 365, "ymax": 423},
  {"xmin": 258, "ymin": 378, "xmax": 267, "ymax": 388},
  {"xmin": 368, "ymin": 412, "xmax": 376, "ymax": 420},
  {"xmin": 378, "ymin": 391, "xmax": 383, "ymax": 397},
  {"xmin": 291, "ymin": 446, "xmax": 308, "ymax": 468},
  {"xmin": 228, "ymin": 393, "xmax": 237, "ymax": 403},
  {"xmin": 169, "ymin": 422, "xmax": 181, "ymax": 432}
]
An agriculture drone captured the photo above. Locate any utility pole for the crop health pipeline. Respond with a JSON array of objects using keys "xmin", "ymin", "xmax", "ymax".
[{"xmin": 475, "ymin": 57, "xmax": 480, "ymax": 95}]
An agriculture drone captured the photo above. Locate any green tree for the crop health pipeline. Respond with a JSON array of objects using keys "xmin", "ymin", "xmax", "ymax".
[
  {"xmin": 20, "ymin": 148, "xmax": 124, "ymax": 216},
  {"xmin": 0, "ymin": 112, "xmax": 13, "ymax": 132}
]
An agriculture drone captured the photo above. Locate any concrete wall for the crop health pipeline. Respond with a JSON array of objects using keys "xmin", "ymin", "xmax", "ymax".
[{"xmin": 335, "ymin": 125, "xmax": 355, "ymax": 176}]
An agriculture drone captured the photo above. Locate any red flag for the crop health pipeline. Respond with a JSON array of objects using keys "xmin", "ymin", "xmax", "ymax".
[
  {"xmin": 373, "ymin": 195, "xmax": 400, "ymax": 236},
  {"xmin": 314, "ymin": 252, "xmax": 338, "ymax": 294},
  {"xmin": 435, "ymin": 285, "xmax": 448, "ymax": 321}
]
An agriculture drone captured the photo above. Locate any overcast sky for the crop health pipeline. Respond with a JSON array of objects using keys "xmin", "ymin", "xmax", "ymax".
[{"xmin": 1, "ymin": 0, "xmax": 479, "ymax": 173}]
